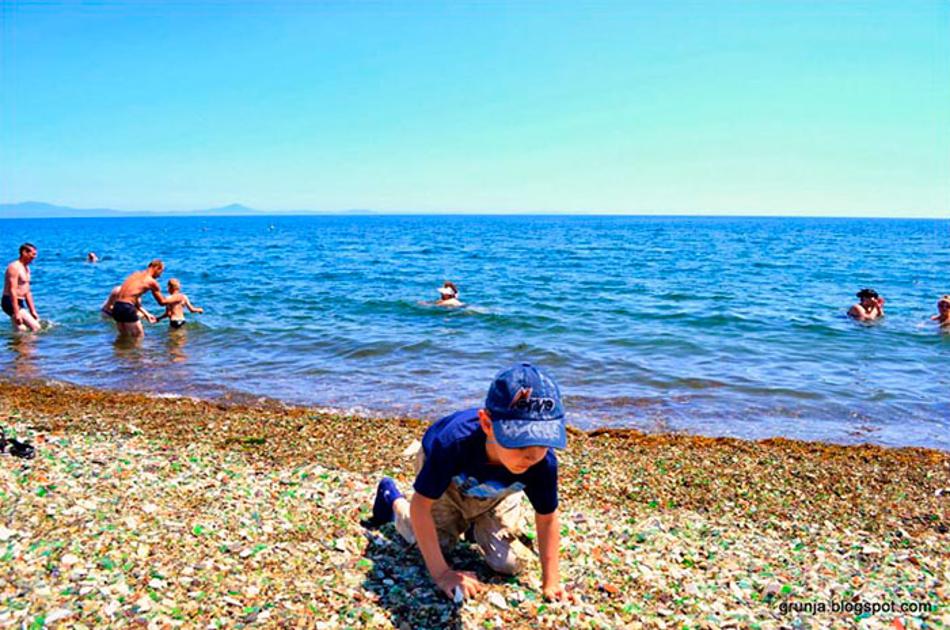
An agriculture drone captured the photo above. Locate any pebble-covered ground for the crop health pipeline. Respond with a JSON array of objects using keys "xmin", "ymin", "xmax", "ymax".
[{"xmin": 0, "ymin": 382, "xmax": 946, "ymax": 629}]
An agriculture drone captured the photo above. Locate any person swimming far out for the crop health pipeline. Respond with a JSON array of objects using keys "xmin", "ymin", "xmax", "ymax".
[
  {"xmin": 435, "ymin": 281, "xmax": 462, "ymax": 308},
  {"xmin": 848, "ymin": 288, "xmax": 885, "ymax": 321},
  {"xmin": 931, "ymin": 295, "xmax": 950, "ymax": 327}
]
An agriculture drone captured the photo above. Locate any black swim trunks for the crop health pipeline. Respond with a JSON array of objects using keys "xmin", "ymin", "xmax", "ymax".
[
  {"xmin": 1, "ymin": 294, "xmax": 25, "ymax": 317},
  {"xmin": 169, "ymin": 319, "xmax": 186, "ymax": 329},
  {"xmin": 111, "ymin": 301, "xmax": 139, "ymax": 323}
]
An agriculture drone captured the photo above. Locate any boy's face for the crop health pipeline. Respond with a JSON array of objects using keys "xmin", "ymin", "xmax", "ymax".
[
  {"xmin": 478, "ymin": 410, "xmax": 549, "ymax": 474},
  {"xmin": 495, "ymin": 444, "xmax": 549, "ymax": 474}
]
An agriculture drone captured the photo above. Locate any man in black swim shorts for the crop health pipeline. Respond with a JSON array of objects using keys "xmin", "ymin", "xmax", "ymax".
[
  {"xmin": 111, "ymin": 300, "xmax": 141, "ymax": 324},
  {"xmin": 3, "ymin": 243, "xmax": 40, "ymax": 332},
  {"xmin": 111, "ymin": 260, "xmax": 169, "ymax": 337}
]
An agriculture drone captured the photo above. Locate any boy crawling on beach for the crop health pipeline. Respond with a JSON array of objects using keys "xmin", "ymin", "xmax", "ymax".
[
  {"xmin": 155, "ymin": 279, "xmax": 203, "ymax": 329},
  {"xmin": 368, "ymin": 362, "xmax": 569, "ymax": 601}
]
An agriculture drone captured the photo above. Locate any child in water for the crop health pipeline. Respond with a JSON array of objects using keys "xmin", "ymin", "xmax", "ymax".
[
  {"xmin": 155, "ymin": 279, "xmax": 203, "ymax": 329},
  {"xmin": 932, "ymin": 295, "xmax": 950, "ymax": 327}
]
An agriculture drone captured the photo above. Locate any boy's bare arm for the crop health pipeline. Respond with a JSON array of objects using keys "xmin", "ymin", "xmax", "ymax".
[
  {"xmin": 410, "ymin": 493, "xmax": 484, "ymax": 598},
  {"xmin": 184, "ymin": 296, "xmax": 204, "ymax": 313},
  {"xmin": 410, "ymin": 494, "xmax": 450, "ymax": 578},
  {"xmin": 536, "ymin": 509, "xmax": 568, "ymax": 601}
]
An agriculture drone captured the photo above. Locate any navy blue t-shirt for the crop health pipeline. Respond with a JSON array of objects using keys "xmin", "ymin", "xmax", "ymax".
[{"xmin": 413, "ymin": 408, "xmax": 559, "ymax": 515}]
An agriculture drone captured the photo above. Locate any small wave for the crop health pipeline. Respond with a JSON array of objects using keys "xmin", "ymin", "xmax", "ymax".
[
  {"xmin": 601, "ymin": 336, "xmax": 704, "ymax": 353},
  {"xmin": 146, "ymin": 392, "xmax": 201, "ymax": 402},
  {"xmin": 340, "ymin": 338, "xmax": 437, "ymax": 359},
  {"xmin": 357, "ymin": 298, "xmax": 464, "ymax": 318},
  {"xmin": 643, "ymin": 311, "xmax": 749, "ymax": 326},
  {"xmin": 308, "ymin": 404, "xmax": 410, "ymax": 420},
  {"xmin": 503, "ymin": 342, "xmax": 573, "ymax": 367},
  {"xmin": 791, "ymin": 320, "xmax": 839, "ymax": 334},
  {"xmin": 459, "ymin": 305, "xmax": 493, "ymax": 315},
  {"xmin": 566, "ymin": 393, "xmax": 662, "ymax": 409},
  {"xmin": 729, "ymin": 385, "xmax": 825, "ymax": 400},
  {"xmin": 415, "ymin": 300, "xmax": 472, "ymax": 313},
  {"xmin": 656, "ymin": 292, "xmax": 698, "ymax": 302},
  {"xmin": 669, "ymin": 376, "xmax": 730, "ymax": 390}
]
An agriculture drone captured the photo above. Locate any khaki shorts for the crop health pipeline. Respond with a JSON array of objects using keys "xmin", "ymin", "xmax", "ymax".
[{"xmin": 393, "ymin": 449, "xmax": 533, "ymax": 575}]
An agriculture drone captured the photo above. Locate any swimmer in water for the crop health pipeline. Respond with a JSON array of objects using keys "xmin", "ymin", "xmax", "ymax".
[
  {"xmin": 87, "ymin": 252, "xmax": 99, "ymax": 263},
  {"xmin": 435, "ymin": 281, "xmax": 463, "ymax": 308},
  {"xmin": 931, "ymin": 295, "xmax": 950, "ymax": 327},
  {"xmin": 848, "ymin": 288, "xmax": 885, "ymax": 321}
]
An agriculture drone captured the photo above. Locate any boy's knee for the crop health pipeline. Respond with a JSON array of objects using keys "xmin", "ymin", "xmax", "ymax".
[{"xmin": 485, "ymin": 548, "xmax": 525, "ymax": 576}]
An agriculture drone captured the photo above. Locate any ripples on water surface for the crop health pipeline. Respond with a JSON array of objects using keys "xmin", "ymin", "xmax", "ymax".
[{"xmin": 1, "ymin": 215, "xmax": 947, "ymax": 449}]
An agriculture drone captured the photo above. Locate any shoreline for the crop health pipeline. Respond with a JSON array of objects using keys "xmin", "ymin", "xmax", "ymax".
[
  {"xmin": 0, "ymin": 381, "xmax": 947, "ymax": 628},
  {"xmin": 5, "ymin": 375, "xmax": 948, "ymax": 454}
]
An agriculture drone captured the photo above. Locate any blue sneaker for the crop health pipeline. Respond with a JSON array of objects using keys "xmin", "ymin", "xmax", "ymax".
[{"xmin": 369, "ymin": 477, "xmax": 403, "ymax": 527}]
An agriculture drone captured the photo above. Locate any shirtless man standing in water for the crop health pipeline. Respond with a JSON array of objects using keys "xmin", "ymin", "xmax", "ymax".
[
  {"xmin": 112, "ymin": 259, "xmax": 169, "ymax": 337},
  {"xmin": 3, "ymin": 243, "xmax": 40, "ymax": 332}
]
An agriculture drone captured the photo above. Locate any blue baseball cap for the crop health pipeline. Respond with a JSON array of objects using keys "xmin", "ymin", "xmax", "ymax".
[{"xmin": 484, "ymin": 363, "xmax": 567, "ymax": 450}]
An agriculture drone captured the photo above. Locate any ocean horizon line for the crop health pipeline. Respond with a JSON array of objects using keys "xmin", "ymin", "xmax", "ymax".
[{"xmin": 0, "ymin": 201, "xmax": 948, "ymax": 221}]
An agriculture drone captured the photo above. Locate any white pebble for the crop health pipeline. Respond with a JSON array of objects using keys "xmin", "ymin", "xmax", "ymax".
[{"xmin": 487, "ymin": 591, "xmax": 508, "ymax": 610}]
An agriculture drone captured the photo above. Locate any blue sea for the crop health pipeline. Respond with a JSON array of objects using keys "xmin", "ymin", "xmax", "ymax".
[{"xmin": 1, "ymin": 215, "xmax": 948, "ymax": 450}]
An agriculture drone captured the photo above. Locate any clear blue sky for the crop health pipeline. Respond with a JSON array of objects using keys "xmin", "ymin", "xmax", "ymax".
[{"xmin": 2, "ymin": 1, "xmax": 948, "ymax": 216}]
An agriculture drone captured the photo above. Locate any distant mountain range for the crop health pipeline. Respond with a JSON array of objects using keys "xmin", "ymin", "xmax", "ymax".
[{"xmin": 0, "ymin": 202, "xmax": 377, "ymax": 218}]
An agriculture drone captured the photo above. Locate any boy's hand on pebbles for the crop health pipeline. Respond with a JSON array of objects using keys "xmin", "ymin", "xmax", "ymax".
[
  {"xmin": 435, "ymin": 569, "xmax": 484, "ymax": 599},
  {"xmin": 542, "ymin": 584, "xmax": 573, "ymax": 602}
]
